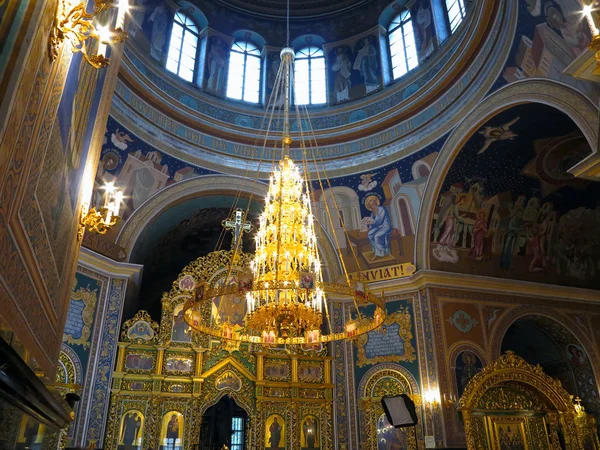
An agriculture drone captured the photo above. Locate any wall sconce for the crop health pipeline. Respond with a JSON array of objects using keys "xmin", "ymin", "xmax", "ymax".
[
  {"xmin": 48, "ymin": 0, "xmax": 129, "ymax": 68},
  {"xmin": 78, "ymin": 182, "xmax": 122, "ymax": 240},
  {"xmin": 424, "ymin": 388, "xmax": 441, "ymax": 409},
  {"xmin": 583, "ymin": 4, "xmax": 600, "ymax": 75},
  {"xmin": 443, "ymin": 392, "xmax": 459, "ymax": 410}
]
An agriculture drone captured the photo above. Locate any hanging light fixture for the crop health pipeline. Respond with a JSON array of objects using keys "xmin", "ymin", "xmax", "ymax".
[{"xmin": 183, "ymin": 5, "xmax": 385, "ymax": 347}]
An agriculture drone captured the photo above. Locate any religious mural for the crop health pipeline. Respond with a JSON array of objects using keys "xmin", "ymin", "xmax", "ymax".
[
  {"xmin": 314, "ymin": 147, "xmax": 438, "ymax": 278},
  {"xmin": 172, "ymin": 303, "xmax": 192, "ymax": 343},
  {"xmin": 430, "ymin": 103, "xmax": 600, "ymax": 289},
  {"xmin": 410, "ymin": 0, "xmax": 436, "ymax": 62},
  {"xmin": 204, "ymin": 36, "xmax": 230, "ymax": 96},
  {"xmin": 501, "ymin": 0, "xmax": 599, "ymax": 102},
  {"xmin": 94, "ymin": 117, "xmax": 211, "ymax": 231},
  {"xmin": 327, "ymin": 31, "xmax": 382, "ymax": 105},
  {"xmin": 160, "ymin": 411, "xmax": 184, "ymax": 450},
  {"xmin": 125, "ymin": 353, "xmax": 155, "ymax": 371},
  {"xmin": 455, "ymin": 351, "xmax": 483, "ymax": 396},
  {"xmin": 119, "ymin": 410, "xmax": 144, "ymax": 449},
  {"xmin": 493, "ymin": 419, "xmax": 528, "ymax": 450},
  {"xmin": 265, "ymin": 414, "xmax": 285, "ymax": 450},
  {"xmin": 92, "ymin": 116, "xmax": 440, "ymax": 286},
  {"xmin": 377, "ymin": 413, "xmax": 406, "ymax": 450},
  {"xmin": 165, "ymin": 356, "xmax": 194, "ymax": 374},
  {"xmin": 301, "ymin": 415, "xmax": 320, "ymax": 450},
  {"xmin": 210, "ymin": 272, "xmax": 248, "ymax": 328}
]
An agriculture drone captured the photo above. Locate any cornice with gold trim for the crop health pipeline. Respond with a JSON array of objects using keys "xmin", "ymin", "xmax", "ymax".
[{"xmin": 367, "ymin": 270, "xmax": 600, "ymax": 305}]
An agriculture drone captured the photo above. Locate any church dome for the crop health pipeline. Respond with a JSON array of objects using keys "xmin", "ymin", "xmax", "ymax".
[{"xmin": 117, "ymin": 0, "xmax": 510, "ymax": 176}]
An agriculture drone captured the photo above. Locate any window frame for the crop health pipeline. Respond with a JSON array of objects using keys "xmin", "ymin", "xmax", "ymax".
[
  {"xmin": 387, "ymin": 9, "xmax": 419, "ymax": 81},
  {"xmin": 294, "ymin": 46, "xmax": 327, "ymax": 106},
  {"xmin": 445, "ymin": 0, "xmax": 467, "ymax": 34},
  {"xmin": 226, "ymin": 40, "xmax": 262, "ymax": 104},
  {"xmin": 230, "ymin": 416, "xmax": 245, "ymax": 450},
  {"xmin": 166, "ymin": 12, "xmax": 200, "ymax": 83}
]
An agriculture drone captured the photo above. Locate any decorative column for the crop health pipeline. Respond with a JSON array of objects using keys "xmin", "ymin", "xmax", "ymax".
[
  {"xmin": 257, "ymin": 353, "xmax": 264, "ymax": 381},
  {"xmin": 156, "ymin": 347, "xmax": 165, "ymax": 375},
  {"xmin": 291, "ymin": 356, "xmax": 298, "ymax": 383},
  {"xmin": 324, "ymin": 357, "xmax": 332, "ymax": 384}
]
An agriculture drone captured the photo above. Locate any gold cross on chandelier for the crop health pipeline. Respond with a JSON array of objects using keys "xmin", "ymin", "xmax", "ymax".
[{"xmin": 222, "ymin": 209, "xmax": 252, "ymax": 248}]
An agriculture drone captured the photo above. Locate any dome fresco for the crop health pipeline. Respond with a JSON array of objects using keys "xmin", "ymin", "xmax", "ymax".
[
  {"xmin": 428, "ymin": 103, "xmax": 600, "ymax": 289},
  {"xmin": 116, "ymin": 0, "xmax": 509, "ymax": 173},
  {"xmin": 89, "ymin": 0, "xmax": 600, "ymax": 297}
]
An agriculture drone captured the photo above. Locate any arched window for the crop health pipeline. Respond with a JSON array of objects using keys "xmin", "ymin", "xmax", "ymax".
[
  {"xmin": 226, "ymin": 41, "xmax": 261, "ymax": 103},
  {"xmin": 166, "ymin": 12, "xmax": 199, "ymax": 83},
  {"xmin": 446, "ymin": 0, "xmax": 466, "ymax": 33},
  {"xmin": 294, "ymin": 47, "xmax": 326, "ymax": 106},
  {"xmin": 388, "ymin": 10, "xmax": 418, "ymax": 80}
]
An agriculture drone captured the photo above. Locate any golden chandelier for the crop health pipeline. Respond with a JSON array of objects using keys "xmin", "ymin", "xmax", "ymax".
[{"xmin": 183, "ymin": 48, "xmax": 385, "ymax": 346}]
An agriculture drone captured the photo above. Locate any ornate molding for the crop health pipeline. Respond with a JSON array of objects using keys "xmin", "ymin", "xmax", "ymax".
[{"xmin": 459, "ymin": 351, "xmax": 573, "ymax": 411}]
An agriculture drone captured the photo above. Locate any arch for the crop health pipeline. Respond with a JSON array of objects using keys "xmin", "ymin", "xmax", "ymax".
[
  {"xmin": 177, "ymin": 2, "xmax": 208, "ymax": 29},
  {"xmin": 387, "ymin": 9, "xmax": 418, "ymax": 80},
  {"xmin": 57, "ymin": 344, "xmax": 83, "ymax": 385},
  {"xmin": 198, "ymin": 389, "xmax": 253, "ymax": 419},
  {"xmin": 291, "ymin": 34, "xmax": 326, "ymax": 50},
  {"xmin": 117, "ymin": 175, "xmax": 343, "ymax": 281},
  {"xmin": 416, "ymin": 79, "xmax": 599, "ymax": 270},
  {"xmin": 448, "ymin": 342, "xmax": 486, "ymax": 399},
  {"xmin": 315, "ymin": 186, "xmax": 361, "ymax": 250},
  {"xmin": 489, "ymin": 307, "xmax": 600, "ymax": 414},
  {"xmin": 393, "ymin": 194, "xmax": 415, "ymax": 236},
  {"xmin": 411, "ymin": 160, "xmax": 431, "ymax": 180},
  {"xmin": 358, "ymin": 363, "xmax": 420, "ymax": 397},
  {"xmin": 294, "ymin": 46, "xmax": 327, "ymax": 105},
  {"xmin": 357, "ymin": 364, "xmax": 422, "ymax": 450},
  {"xmin": 489, "ymin": 306, "xmax": 599, "ymax": 367},
  {"xmin": 166, "ymin": 11, "xmax": 200, "ymax": 83},
  {"xmin": 459, "ymin": 351, "xmax": 583, "ymax": 450},
  {"xmin": 231, "ymin": 30, "xmax": 266, "ymax": 49},
  {"xmin": 226, "ymin": 40, "xmax": 262, "ymax": 103},
  {"xmin": 117, "ymin": 175, "xmax": 266, "ymax": 257}
]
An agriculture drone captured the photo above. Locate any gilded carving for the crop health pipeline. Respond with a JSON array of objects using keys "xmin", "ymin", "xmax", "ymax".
[
  {"xmin": 121, "ymin": 310, "xmax": 159, "ymax": 344},
  {"xmin": 104, "ymin": 248, "xmax": 333, "ymax": 450},
  {"xmin": 459, "ymin": 351, "xmax": 589, "ymax": 450},
  {"xmin": 355, "ymin": 306, "xmax": 416, "ymax": 367},
  {"xmin": 63, "ymin": 284, "xmax": 98, "ymax": 348}
]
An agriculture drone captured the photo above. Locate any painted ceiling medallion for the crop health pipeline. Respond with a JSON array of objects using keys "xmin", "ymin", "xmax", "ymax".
[{"xmin": 447, "ymin": 310, "xmax": 479, "ymax": 334}]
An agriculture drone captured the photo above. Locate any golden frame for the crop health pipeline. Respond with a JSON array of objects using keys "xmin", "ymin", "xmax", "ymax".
[
  {"xmin": 487, "ymin": 416, "xmax": 529, "ymax": 450},
  {"xmin": 355, "ymin": 307, "xmax": 416, "ymax": 367}
]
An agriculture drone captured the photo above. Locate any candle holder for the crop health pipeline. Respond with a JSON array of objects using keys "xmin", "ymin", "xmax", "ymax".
[
  {"xmin": 48, "ymin": 0, "xmax": 129, "ymax": 68},
  {"xmin": 78, "ymin": 183, "xmax": 123, "ymax": 240}
]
